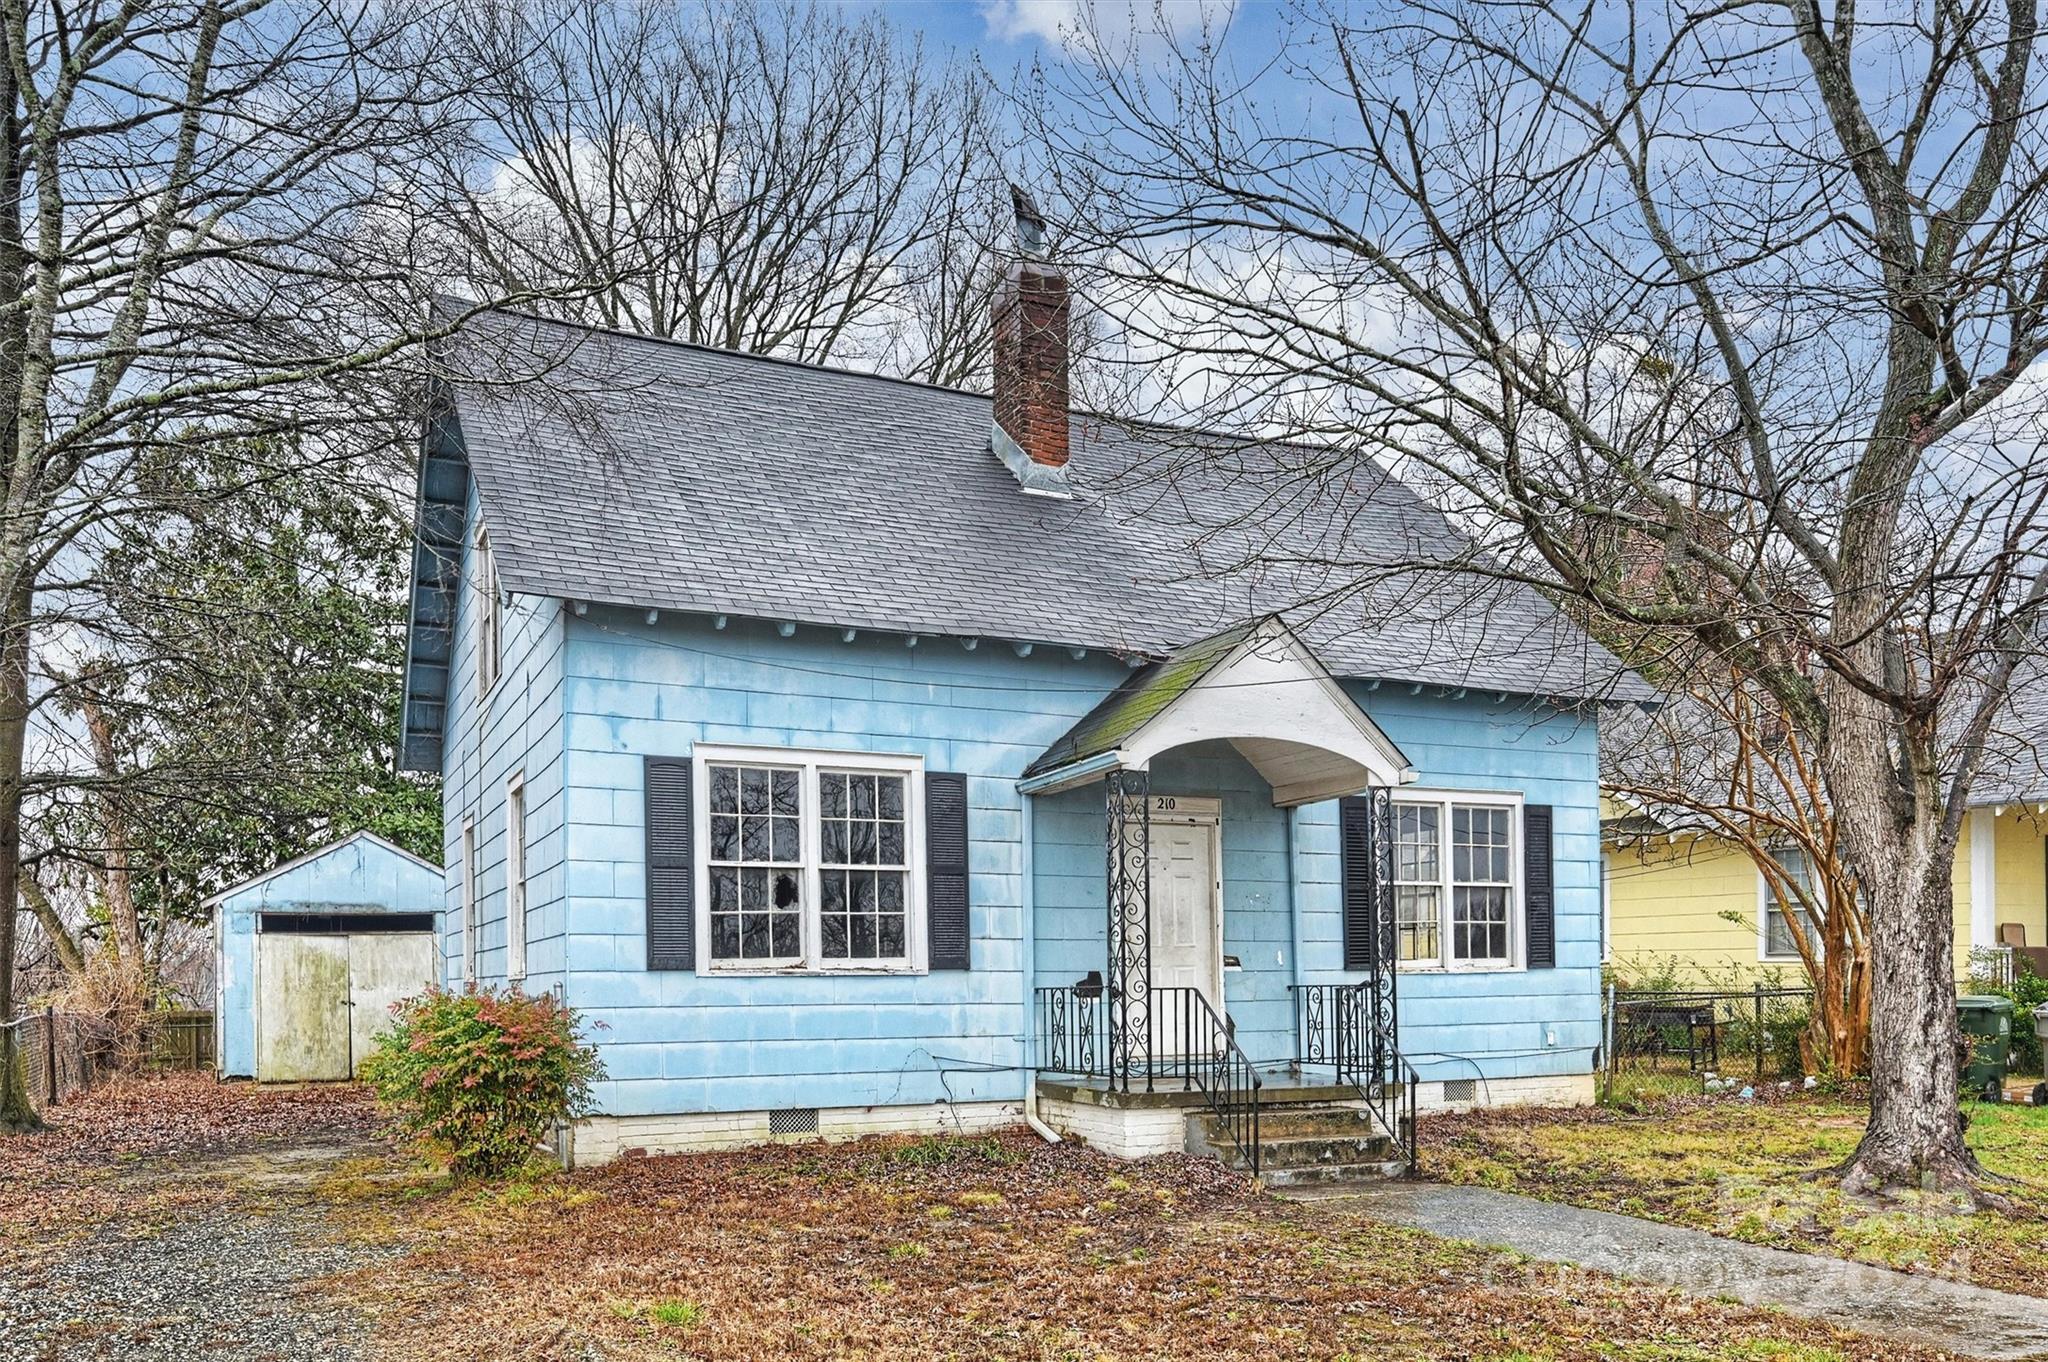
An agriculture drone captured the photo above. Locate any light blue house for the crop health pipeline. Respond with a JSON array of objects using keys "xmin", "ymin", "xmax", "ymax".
[
  {"xmin": 210, "ymin": 831, "xmax": 442, "ymax": 1082},
  {"xmin": 401, "ymin": 227, "xmax": 1643, "ymax": 1176}
]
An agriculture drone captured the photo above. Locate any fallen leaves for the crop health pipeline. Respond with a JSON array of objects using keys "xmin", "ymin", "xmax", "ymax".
[
  {"xmin": 0, "ymin": 1083, "xmax": 1983, "ymax": 1360},
  {"xmin": 338, "ymin": 1129, "xmax": 1950, "ymax": 1362},
  {"xmin": 0, "ymin": 1074, "xmax": 377, "ymax": 1266}
]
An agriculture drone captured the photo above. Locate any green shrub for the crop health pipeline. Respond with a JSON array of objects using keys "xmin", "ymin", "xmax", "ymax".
[{"xmin": 359, "ymin": 985, "xmax": 605, "ymax": 1179}]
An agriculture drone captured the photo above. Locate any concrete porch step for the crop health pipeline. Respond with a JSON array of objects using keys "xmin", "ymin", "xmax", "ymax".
[
  {"xmin": 1258, "ymin": 1158, "xmax": 1412, "ymax": 1189},
  {"xmin": 1256, "ymin": 1104, "xmax": 1387, "ymax": 1141},
  {"xmin": 1186, "ymin": 1103, "xmax": 1408, "ymax": 1184},
  {"xmin": 1255, "ymin": 1132, "xmax": 1397, "ymax": 1170}
]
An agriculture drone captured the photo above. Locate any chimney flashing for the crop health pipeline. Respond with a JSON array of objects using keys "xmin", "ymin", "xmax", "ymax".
[{"xmin": 990, "ymin": 420, "xmax": 1073, "ymax": 499}]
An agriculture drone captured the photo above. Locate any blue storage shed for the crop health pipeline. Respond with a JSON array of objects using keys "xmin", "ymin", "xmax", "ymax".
[{"xmin": 210, "ymin": 831, "xmax": 443, "ymax": 1080}]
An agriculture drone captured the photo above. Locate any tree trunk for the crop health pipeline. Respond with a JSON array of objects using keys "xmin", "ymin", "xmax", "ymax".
[
  {"xmin": 77, "ymin": 688, "xmax": 150, "ymax": 1067},
  {"xmin": 1827, "ymin": 697, "xmax": 1975, "ymax": 1193},
  {"xmin": 1844, "ymin": 863, "xmax": 1974, "ymax": 1193},
  {"xmin": 0, "ymin": 584, "xmax": 39, "ymax": 1131}
]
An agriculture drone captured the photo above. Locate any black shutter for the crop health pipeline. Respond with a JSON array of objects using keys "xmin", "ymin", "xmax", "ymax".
[
  {"xmin": 1524, "ymin": 803, "xmax": 1556, "ymax": 969},
  {"xmin": 926, "ymin": 772, "xmax": 970, "ymax": 970},
  {"xmin": 1340, "ymin": 795, "xmax": 1377, "ymax": 972},
  {"xmin": 645, "ymin": 757, "xmax": 695, "ymax": 971}
]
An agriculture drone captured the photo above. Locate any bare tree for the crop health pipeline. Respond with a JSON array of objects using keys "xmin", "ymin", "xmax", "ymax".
[
  {"xmin": 438, "ymin": 0, "xmax": 1009, "ymax": 385},
  {"xmin": 1025, "ymin": 0, "xmax": 2048, "ymax": 1195},
  {"xmin": 0, "ymin": 1, "xmax": 560, "ymax": 1132},
  {"xmin": 1606, "ymin": 683, "xmax": 1873, "ymax": 1075}
]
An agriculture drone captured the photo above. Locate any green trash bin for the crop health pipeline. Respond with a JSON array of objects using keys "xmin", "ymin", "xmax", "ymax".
[{"xmin": 1958, "ymin": 995, "xmax": 2014, "ymax": 1101}]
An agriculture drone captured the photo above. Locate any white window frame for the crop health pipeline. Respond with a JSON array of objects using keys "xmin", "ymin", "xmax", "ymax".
[
  {"xmin": 474, "ymin": 523, "xmax": 502, "ymax": 700},
  {"xmin": 505, "ymin": 771, "xmax": 527, "ymax": 984},
  {"xmin": 1391, "ymin": 789, "xmax": 1524, "ymax": 973},
  {"xmin": 1757, "ymin": 847, "xmax": 1819, "ymax": 963},
  {"xmin": 460, "ymin": 816, "xmax": 478, "ymax": 984},
  {"xmin": 691, "ymin": 743, "xmax": 926, "ymax": 976}
]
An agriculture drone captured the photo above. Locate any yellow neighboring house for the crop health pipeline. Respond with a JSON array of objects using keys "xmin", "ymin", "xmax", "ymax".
[{"xmin": 1603, "ymin": 800, "xmax": 2048, "ymax": 983}]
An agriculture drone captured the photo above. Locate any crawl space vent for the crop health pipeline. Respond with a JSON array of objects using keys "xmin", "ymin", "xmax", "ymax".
[
  {"xmin": 1442, "ymin": 1079, "xmax": 1478, "ymax": 1103},
  {"xmin": 770, "ymin": 1107, "xmax": 820, "ymax": 1136}
]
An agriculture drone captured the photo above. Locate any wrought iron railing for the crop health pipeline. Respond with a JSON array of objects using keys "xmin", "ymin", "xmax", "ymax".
[
  {"xmin": 1154, "ymin": 985, "xmax": 1263, "ymax": 1174},
  {"xmin": 1035, "ymin": 982, "xmax": 1107, "ymax": 1077},
  {"xmin": 1033, "ymin": 982, "xmax": 1264, "ymax": 1174},
  {"xmin": 1291, "ymin": 981, "xmax": 1419, "ymax": 1171}
]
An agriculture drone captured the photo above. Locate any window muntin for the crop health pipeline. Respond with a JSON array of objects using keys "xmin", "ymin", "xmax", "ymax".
[
  {"xmin": 1762, "ymin": 848, "xmax": 1819, "ymax": 960},
  {"xmin": 706, "ymin": 764, "xmax": 803, "ymax": 962},
  {"xmin": 696, "ymin": 748, "xmax": 922, "ymax": 972},
  {"xmin": 1392, "ymin": 804, "xmax": 1440, "ymax": 962},
  {"xmin": 1391, "ymin": 794, "xmax": 1520, "ymax": 970},
  {"xmin": 818, "ymin": 772, "xmax": 909, "ymax": 961},
  {"xmin": 1450, "ymin": 805, "xmax": 1513, "ymax": 964}
]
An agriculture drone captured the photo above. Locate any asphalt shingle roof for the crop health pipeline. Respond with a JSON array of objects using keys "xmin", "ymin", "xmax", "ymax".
[
  {"xmin": 1972, "ymin": 653, "xmax": 2048, "ymax": 807},
  {"xmin": 1600, "ymin": 653, "xmax": 2048, "ymax": 822},
  {"xmin": 441, "ymin": 308, "xmax": 1649, "ymax": 700},
  {"xmin": 1023, "ymin": 621, "xmax": 1263, "ymax": 778}
]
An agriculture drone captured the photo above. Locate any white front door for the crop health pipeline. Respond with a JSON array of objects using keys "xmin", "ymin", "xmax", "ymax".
[{"xmin": 1148, "ymin": 817, "xmax": 1222, "ymax": 1056}]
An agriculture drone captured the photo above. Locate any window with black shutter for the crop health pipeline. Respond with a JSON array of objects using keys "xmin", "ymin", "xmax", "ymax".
[
  {"xmin": 1366, "ymin": 791, "xmax": 1534, "ymax": 971},
  {"xmin": 1523, "ymin": 803, "xmax": 1556, "ymax": 969},
  {"xmin": 925, "ymin": 772, "xmax": 970, "ymax": 970},
  {"xmin": 652, "ymin": 746, "xmax": 953, "ymax": 974},
  {"xmin": 645, "ymin": 757, "xmax": 695, "ymax": 970}
]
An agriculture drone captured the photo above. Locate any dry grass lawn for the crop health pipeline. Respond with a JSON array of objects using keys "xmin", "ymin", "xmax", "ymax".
[
  {"xmin": 0, "ymin": 1078, "xmax": 1983, "ymax": 1361},
  {"xmin": 338, "ymin": 1126, "xmax": 1958, "ymax": 1361},
  {"xmin": 1426, "ymin": 1094, "xmax": 2048, "ymax": 1298}
]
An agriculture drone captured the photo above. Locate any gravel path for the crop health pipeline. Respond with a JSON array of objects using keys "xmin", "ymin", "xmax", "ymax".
[
  {"xmin": 0, "ymin": 1139, "xmax": 399, "ymax": 1362},
  {"xmin": 1323, "ymin": 1180, "xmax": 2048, "ymax": 1362}
]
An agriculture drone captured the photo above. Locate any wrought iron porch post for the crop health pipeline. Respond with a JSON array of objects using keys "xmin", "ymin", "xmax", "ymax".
[
  {"xmin": 1369, "ymin": 784, "xmax": 1398, "ymax": 1091},
  {"xmin": 1105, "ymin": 768, "xmax": 1152, "ymax": 1093}
]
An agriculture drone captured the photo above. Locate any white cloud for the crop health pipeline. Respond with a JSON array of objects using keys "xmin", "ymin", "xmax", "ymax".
[{"xmin": 981, "ymin": 0, "xmax": 1234, "ymax": 52}]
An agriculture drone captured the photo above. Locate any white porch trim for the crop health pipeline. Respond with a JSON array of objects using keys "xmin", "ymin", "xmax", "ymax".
[
  {"xmin": 1971, "ymin": 805, "xmax": 1998, "ymax": 949},
  {"xmin": 1020, "ymin": 619, "xmax": 1418, "ymax": 805}
]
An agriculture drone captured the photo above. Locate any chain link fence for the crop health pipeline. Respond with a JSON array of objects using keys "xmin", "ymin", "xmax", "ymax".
[
  {"xmin": 1, "ymin": 1008, "xmax": 214, "ymax": 1112},
  {"xmin": 1602, "ymin": 985, "xmax": 1813, "ymax": 1103}
]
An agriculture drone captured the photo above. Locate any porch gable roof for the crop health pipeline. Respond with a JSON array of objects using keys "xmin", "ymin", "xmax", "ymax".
[{"xmin": 1020, "ymin": 619, "xmax": 1417, "ymax": 806}]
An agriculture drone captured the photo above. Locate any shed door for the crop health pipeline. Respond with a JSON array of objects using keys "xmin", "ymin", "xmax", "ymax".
[
  {"xmin": 346, "ymin": 933, "xmax": 435, "ymax": 1076},
  {"xmin": 256, "ymin": 934, "xmax": 350, "ymax": 1081}
]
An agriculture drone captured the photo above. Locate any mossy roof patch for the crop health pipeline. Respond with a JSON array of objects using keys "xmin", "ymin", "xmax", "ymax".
[{"xmin": 1023, "ymin": 620, "xmax": 1263, "ymax": 779}]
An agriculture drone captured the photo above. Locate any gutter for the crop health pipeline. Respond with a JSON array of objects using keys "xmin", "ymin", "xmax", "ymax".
[
  {"xmin": 1016, "ymin": 750, "xmax": 1123, "ymax": 797},
  {"xmin": 1017, "ymin": 790, "xmax": 1060, "ymax": 1145}
]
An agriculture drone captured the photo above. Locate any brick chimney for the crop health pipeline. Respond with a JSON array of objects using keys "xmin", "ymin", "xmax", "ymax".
[{"xmin": 992, "ymin": 186, "xmax": 1070, "ymax": 476}]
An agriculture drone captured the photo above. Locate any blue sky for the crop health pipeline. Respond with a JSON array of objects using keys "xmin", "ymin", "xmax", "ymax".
[{"xmin": 849, "ymin": 0, "xmax": 1284, "ymax": 67}]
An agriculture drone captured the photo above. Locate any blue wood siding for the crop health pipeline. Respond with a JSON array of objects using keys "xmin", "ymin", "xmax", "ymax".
[
  {"xmin": 1031, "ymin": 742, "xmax": 1299, "ymax": 1064},
  {"xmin": 556, "ymin": 610, "xmax": 1124, "ymax": 1117},
  {"xmin": 1029, "ymin": 688, "xmax": 1602, "ymax": 1080},
  {"xmin": 1296, "ymin": 686, "xmax": 1605, "ymax": 1083},
  {"xmin": 439, "ymin": 480, "xmax": 568, "ymax": 994},
  {"xmin": 461, "ymin": 594, "xmax": 1601, "ymax": 1117}
]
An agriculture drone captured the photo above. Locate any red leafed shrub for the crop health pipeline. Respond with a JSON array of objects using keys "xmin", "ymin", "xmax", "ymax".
[{"xmin": 360, "ymin": 986, "xmax": 604, "ymax": 1179}]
